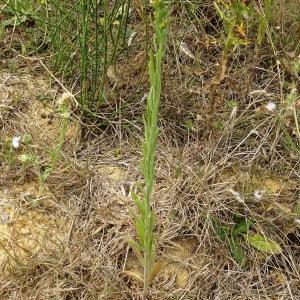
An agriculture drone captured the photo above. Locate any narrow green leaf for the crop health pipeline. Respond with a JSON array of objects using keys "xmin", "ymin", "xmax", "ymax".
[
  {"xmin": 135, "ymin": 219, "xmax": 145, "ymax": 247},
  {"xmin": 213, "ymin": 2, "xmax": 226, "ymax": 20},
  {"xmin": 131, "ymin": 190, "xmax": 145, "ymax": 216},
  {"xmin": 229, "ymin": 236, "xmax": 247, "ymax": 267},
  {"xmin": 129, "ymin": 209, "xmax": 145, "ymax": 247},
  {"xmin": 211, "ymin": 218, "xmax": 230, "ymax": 241}
]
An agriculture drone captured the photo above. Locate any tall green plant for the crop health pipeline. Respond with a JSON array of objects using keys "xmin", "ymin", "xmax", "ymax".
[{"xmin": 129, "ymin": 0, "xmax": 168, "ymax": 296}]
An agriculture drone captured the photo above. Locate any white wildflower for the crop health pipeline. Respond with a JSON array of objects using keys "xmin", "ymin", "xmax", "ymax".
[
  {"xmin": 265, "ymin": 101, "xmax": 277, "ymax": 113},
  {"xmin": 254, "ymin": 189, "xmax": 264, "ymax": 201},
  {"xmin": 179, "ymin": 42, "xmax": 195, "ymax": 60},
  {"xmin": 61, "ymin": 111, "xmax": 70, "ymax": 119},
  {"xmin": 12, "ymin": 136, "xmax": 21, "ymax": 149},
  {"xmin": 0, "ymin": 213, "xmax": 10, "ymax": 224}
]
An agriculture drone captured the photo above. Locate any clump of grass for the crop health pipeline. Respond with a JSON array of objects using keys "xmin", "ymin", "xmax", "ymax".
[
  {"xmin": 50, "ymin": 0, "xmax": 130, "ymax": 111},
  {"xmin": 129, "ymin": 0, "xmax": 168, "ymax": 296},
  {"xmin": 4, "ymin": 0, "xmax": 130, "ymax": 112}
]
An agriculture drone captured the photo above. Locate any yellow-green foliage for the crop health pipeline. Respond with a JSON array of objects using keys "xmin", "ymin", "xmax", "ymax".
[{"xmin": 130, "ymin": 0, "xmax": 168, "ymax": 296}]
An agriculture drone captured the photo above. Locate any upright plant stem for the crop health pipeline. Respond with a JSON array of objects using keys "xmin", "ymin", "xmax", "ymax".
[
  {"xmin": 142, "ymin": 45, "xmax": 164, "ymax": 294},
  {"xmin": 129, "ymin": 1, "xmax": 168, "ymax": 297}
]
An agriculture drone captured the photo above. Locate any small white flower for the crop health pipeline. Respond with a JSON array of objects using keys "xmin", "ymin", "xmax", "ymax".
[
  {"xmin": 265, "ymin": 101, "xmax": 277, "ymax": 113},
  {"xmin": 12, "ymin": 136, "xmax": 21, "ymax": 149},
  {"xmin": 254, "ymin": 189, "xmax": 264, "ymax": 201},
  {"xmin": 0, "ymin": 213, "xmax": 10, "ymax": 224},
  {"xmin": 179, "ymin": 42, "xmax": 195, "ymax": 60}
]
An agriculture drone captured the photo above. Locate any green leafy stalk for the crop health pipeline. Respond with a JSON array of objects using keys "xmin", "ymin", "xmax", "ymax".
[
  {"xmin": 130, "ymin": 0, "xmax": 168, "ymax": 296},
  {"xmin": 257, "ymin": 0, "xmax": 274, "ymax": 45}
]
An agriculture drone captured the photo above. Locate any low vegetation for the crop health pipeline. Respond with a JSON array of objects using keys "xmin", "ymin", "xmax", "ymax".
[{"xmin": 0, "ymin": 0, "xmax": 299, "ymax": 299}]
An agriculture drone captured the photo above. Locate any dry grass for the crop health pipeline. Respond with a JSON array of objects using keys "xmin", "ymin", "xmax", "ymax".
[{"xmin": 0, "ymin": 1, "xmax": 300, "ymax": 299}]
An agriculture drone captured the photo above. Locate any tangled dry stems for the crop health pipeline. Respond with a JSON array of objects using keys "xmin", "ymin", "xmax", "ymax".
[{"xmin": 0, "ymin": 0, "xmax": 300, "ymax": 299}]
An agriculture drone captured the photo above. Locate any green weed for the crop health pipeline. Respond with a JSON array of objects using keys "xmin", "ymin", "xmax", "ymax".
[
  {"xmin": 212, "ymin": 215, "xmax": 282, "ymax": 265},
  {"xmin": 129, "ymin": 0, "xmax": 168, "ymax": 296},
  {"xmin": 214, "ymin": 0, "xmax": 252, "ymax": 54},
  {"xmin": 1, "ymin": 139, "xmax": 16, "ymax": 166},
  {"xmin": 1, "ymin": 0, "xmax": 36, "ymax": 27},
  {"xmin": 212, "ymin": 216, "xmax": 252, "ymax": 267}
]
